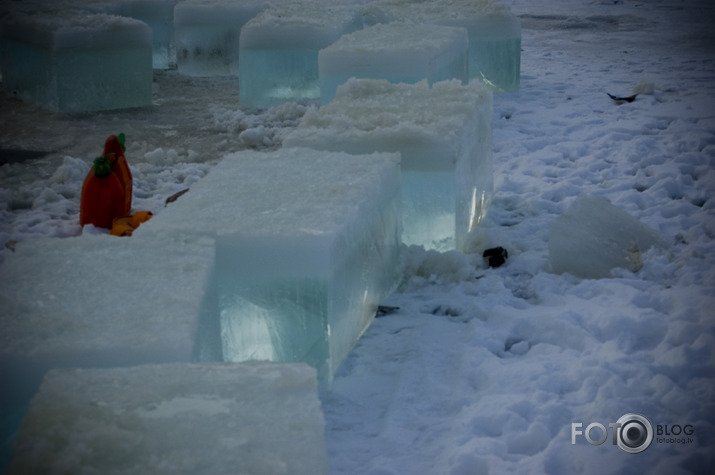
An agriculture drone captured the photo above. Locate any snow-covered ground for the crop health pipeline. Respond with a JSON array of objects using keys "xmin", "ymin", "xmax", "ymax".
[{"xmin": 1, "ymin": 0, "xmax": 714, "ymax": 473}]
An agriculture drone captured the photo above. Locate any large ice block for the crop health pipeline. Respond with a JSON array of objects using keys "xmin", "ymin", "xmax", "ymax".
[
  {"xmin": 284, "ymin": 78, "xmax": 493, "ymax": 251},
  {"xmin": 549, "ymin": 195, "xmax": 666, "ymax": 279},
  {"xmin": 319, "ymin": 22, "xmax": 468, "ymax": 104},
  {"xmin": 364, "ymin": 0, "xmax": 521, "ymax": 92},
  {"xmin": 173, "ymin": 0, "xmax": 263, "ymax": 77},
  {"xmin": 141, "ymin": 148, "xmax": 402, "ymax": 381},
  {"xmin": 239, "ymin": 2, "xmax": 363, "ymax": 108},
  {"xmin": 104, "ymin": 0, "xmax": 179, "ymax": 69},
  {"xmin": 0, "ymin": 11, "xmax": 153, "ymax": 112},
  {"xmin": 7, "ymin": 362, "xmax": 328, "ymax": 474},
  {"xmin": 0, "ymin": 234, "xmax": 217, "ymax": 412}
]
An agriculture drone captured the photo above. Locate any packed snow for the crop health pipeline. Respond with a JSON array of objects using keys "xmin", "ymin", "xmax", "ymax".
[{"xmin": 1, "ymin": 0, "xmax": 714, "ymax": 474}]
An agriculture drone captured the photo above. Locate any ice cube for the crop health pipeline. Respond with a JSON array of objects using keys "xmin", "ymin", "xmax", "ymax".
[
  {"xmin": 7, "ymin": 362, "xmax": 328, "ymax": 474},
  {"xmin": 364, "ymin": 0, "xmax": 521, "ymax": 92},
  {"xmin": 173, "ymin": 0, "xmax": 264, "ymax": 77},
  {"xmin": 284, "ymin": 78, "xmax": 493, "ymax": 251},
  {"xmin": 0, "ymin": 11, "xmax": 153, "ymax": 112},
  {"xmin": 549, "ymin": 195, "xmax": 666, "ymax": 279},
  {"xmin": 239, "ymin": 2, "xmax": 363, "ymax": 108},
  {"xmin": 141, "ymin": 148, "xmax": 402, "ymax": 382},
  {"xmin": 319, "ymin": 22, "xmax": 468, "ymax": 104}
]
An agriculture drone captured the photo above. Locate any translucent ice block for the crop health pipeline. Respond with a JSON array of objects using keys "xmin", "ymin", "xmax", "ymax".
[
  {"xmin": 173, "ymin": 0, "xmax": 263, "ymax": 77},
  {"xmin": 319, "ymin": 22, "xmax": 468, "ymax": 104},
  {"xmin": 7, "ymin": 362, "xmax": 328, "ymax": 474},
  {"xmin": 284, "ymin": 78, "xmax": 493, "ymax": 251},
  {"xmin": 0, "ymin": 12, "xmax": 152, "ymax": 112},
  {"xmin": 364, "ymin": 0, "xmax": 521, "ymax": 92},
  {"xmin": 549, "ymin": 195, "xmax": 666, "ymax": 279},
  {"xmin": 239, "ymin": 2, "xmax": 363, "ymax": 108},
  {"xmin": 141, "ymin": 148, "xmax": 402, "ymax": 381},
  {"xmin": 104, "ymin": 0, "xmax": 179, "ymax": 69},
  {"xmin": 0, "ymin": 234, "xmax": 217, "ymax": 469}
]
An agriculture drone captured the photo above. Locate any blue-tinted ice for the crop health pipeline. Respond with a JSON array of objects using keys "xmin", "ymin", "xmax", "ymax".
[
  {"xmin": 142, "ymin": 148, "xmax": 402, "ymax": 382},
  {"xmin": 239, "ymin": 2, "xmax": 363, "ymax": 109},
  {"xmin": 319, "ymin": 22, "xmax": 468, "ymax": 104},
  {"xmin": 173, "ymin": 0, "xmax": 263, "ymax": 77},
  {"xmin": 0, "ymin": 12, "xmax": 153, "ymax": 112},
  {"xmin": 364, "ymin": 0, "xmax": 521, "ymax": 92},
  {"xmin": 284, "ymin": 78, "xmax": 493, "ymax": 252}
]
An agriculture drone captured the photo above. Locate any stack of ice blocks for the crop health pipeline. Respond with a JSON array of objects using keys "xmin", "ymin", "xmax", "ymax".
[
  {"xmin": 7, "ymin": 362, "xmax": 329, "ymax": 474},
  {"xmin": 103, "ymin": 0, "xmax": 179, "ymax": 69},
  {"xmin": 239, "ymin": 1, "xmax": 363, "ymax": 109},
  {"xmin": 364, "ymin": 0, "xmax": 521, "ymax": 92},
  {"xmin": 0, "ymin": 11, "xmax": 153, "ymax": 112},
  {"xmin": 173, "ymin": 0, "xmax": 263, "ymax": 77},
  {"xmin": 141, "ymin": 148, "xmax": 402, "ymax": 381},
  {"xmin": 319, "ymin": 22, "xmax": 468, "ymax": 104},
  {"xmin": 284, "ymin": 78, "xmax": 493, "ymax": 251}
]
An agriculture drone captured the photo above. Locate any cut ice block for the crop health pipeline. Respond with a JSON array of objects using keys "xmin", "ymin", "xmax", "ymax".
[
  {"xmin": 104, "ymin": 0, "xmax": 179, "ymax": 69},
  {"xmin": 239, "ymin": 2, "xmax": 363, "ymax": 108},
  {"xmin": 0, "ymin": 12, "xmax": 152, "ymax": 112},
  {"xmin": 173, "ymin": 0, "xmax": 263, "ymax": 77},
  {"xmin": 284, "ymin": 78, "xmax": 493, "ymax": 251},
  {"xmin": 549, "ymin": 195, "xmax": 666, "ymax": 279},
  {"xmin": 0, "ymin": 234, "xmax": 217, "ymax": 417},
  {"xmin": 7, "ymin": 362, "xmax": 328, "ymax": 475},
  {"xmin": 319, "ymin": 22, "xmax": 468, "ymax": 104},
  {"xmin": 141, "ymin": 148, "xmax": 402, "ymax": 381},
  {"xmin": 364, "ymin": 0, "xmax": 521, "ymax": 92}
]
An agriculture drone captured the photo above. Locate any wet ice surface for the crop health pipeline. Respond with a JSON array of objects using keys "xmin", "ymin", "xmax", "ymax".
[{"xmin": 1, "ymin": 0, "xmax": 715, "ymax": 473}]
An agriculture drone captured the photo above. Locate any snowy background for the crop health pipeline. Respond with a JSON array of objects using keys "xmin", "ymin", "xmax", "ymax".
[{"xmin": 1, "ymin": 0, "xmax": 714, "ymax": 473}]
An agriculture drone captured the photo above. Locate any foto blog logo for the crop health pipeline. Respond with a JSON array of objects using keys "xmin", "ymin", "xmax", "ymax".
[{"xmin": 572, "ymin": 413, "xmax": 654, "ymax": 454}]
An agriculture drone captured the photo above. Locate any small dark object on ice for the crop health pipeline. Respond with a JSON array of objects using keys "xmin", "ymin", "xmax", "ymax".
[
  {"xmin": 165, "ymin": 188, "xmax": 190, "ymax": 206},
  {"xmin": 376, "ymin": 305, "xmax": 400, "ymax": 317},
  {"xmin": 607, "ymin": 93, "xmax": 638, "ymax": 104},
  {"xmin": 483, "ymin": 246, "xmax": 508, "ymax": 268}
]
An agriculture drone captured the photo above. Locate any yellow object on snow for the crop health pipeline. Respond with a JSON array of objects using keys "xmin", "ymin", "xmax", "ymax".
[{"xmin": 110, "ymin": 211, "xmax": 153, "ymax": 236}]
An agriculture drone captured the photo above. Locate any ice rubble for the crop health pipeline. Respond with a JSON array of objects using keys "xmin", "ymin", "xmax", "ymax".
[
  {"xmin": 549, "ymin": 195, "xmax": 666, "ymax": 279},
  {"xmin": 284, "ymin": 78, "xmax": 493, "ymax": 252},
  {"xmin": 7, "ymin": 362, "xmax": 328, "ymax": 475}
]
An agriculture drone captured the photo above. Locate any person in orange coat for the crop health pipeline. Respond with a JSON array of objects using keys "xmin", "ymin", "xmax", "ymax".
[{"xmin": 79, "ymin": 133, "xmax": 133, "ymax": 230}]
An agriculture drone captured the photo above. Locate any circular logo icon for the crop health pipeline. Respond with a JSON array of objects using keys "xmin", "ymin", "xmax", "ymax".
[{"xmin": 616, "ymin": 413, "xmax": 653, "ymax": 454}]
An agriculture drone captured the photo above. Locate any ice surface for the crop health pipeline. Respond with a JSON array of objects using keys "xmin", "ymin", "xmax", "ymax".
[
  {"xmin": 319, "ymin": 22, "xmax": 468, "ymax": 104},
  {"xmin": 103, "ymin": 0, "xmax": 179, "ymax": 69},
  {"xmin": 364, "ymin": 0, "xmax": 521, "ymax": 92},
  {"xmin": 0, "ymin": 234, "xmax": 216, "ymax": 412},
  {"xmin": 549, "ymin": 195, "xmax": 666, "ymax": 279},
  {"xmin": 284, "ymin": 78, "xmax": 493, "ymax": 251},
  {"xmin": 0, "ymin": 11, "xmax": 152, "ymax": 112},
  {"xmin": 141, "ymin": 148, "xmax": 402, "ymax": 381},
  {"xmin": 173, "ymin": 0, "xmax": 263, "ymax": 77},
  {"xmin": 239, "ymin": 2, "xmax": 363, "ymax": 108},
  {"xmin": 7, "ymin": 362, "xmax": 328, "ymax": 474}
]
